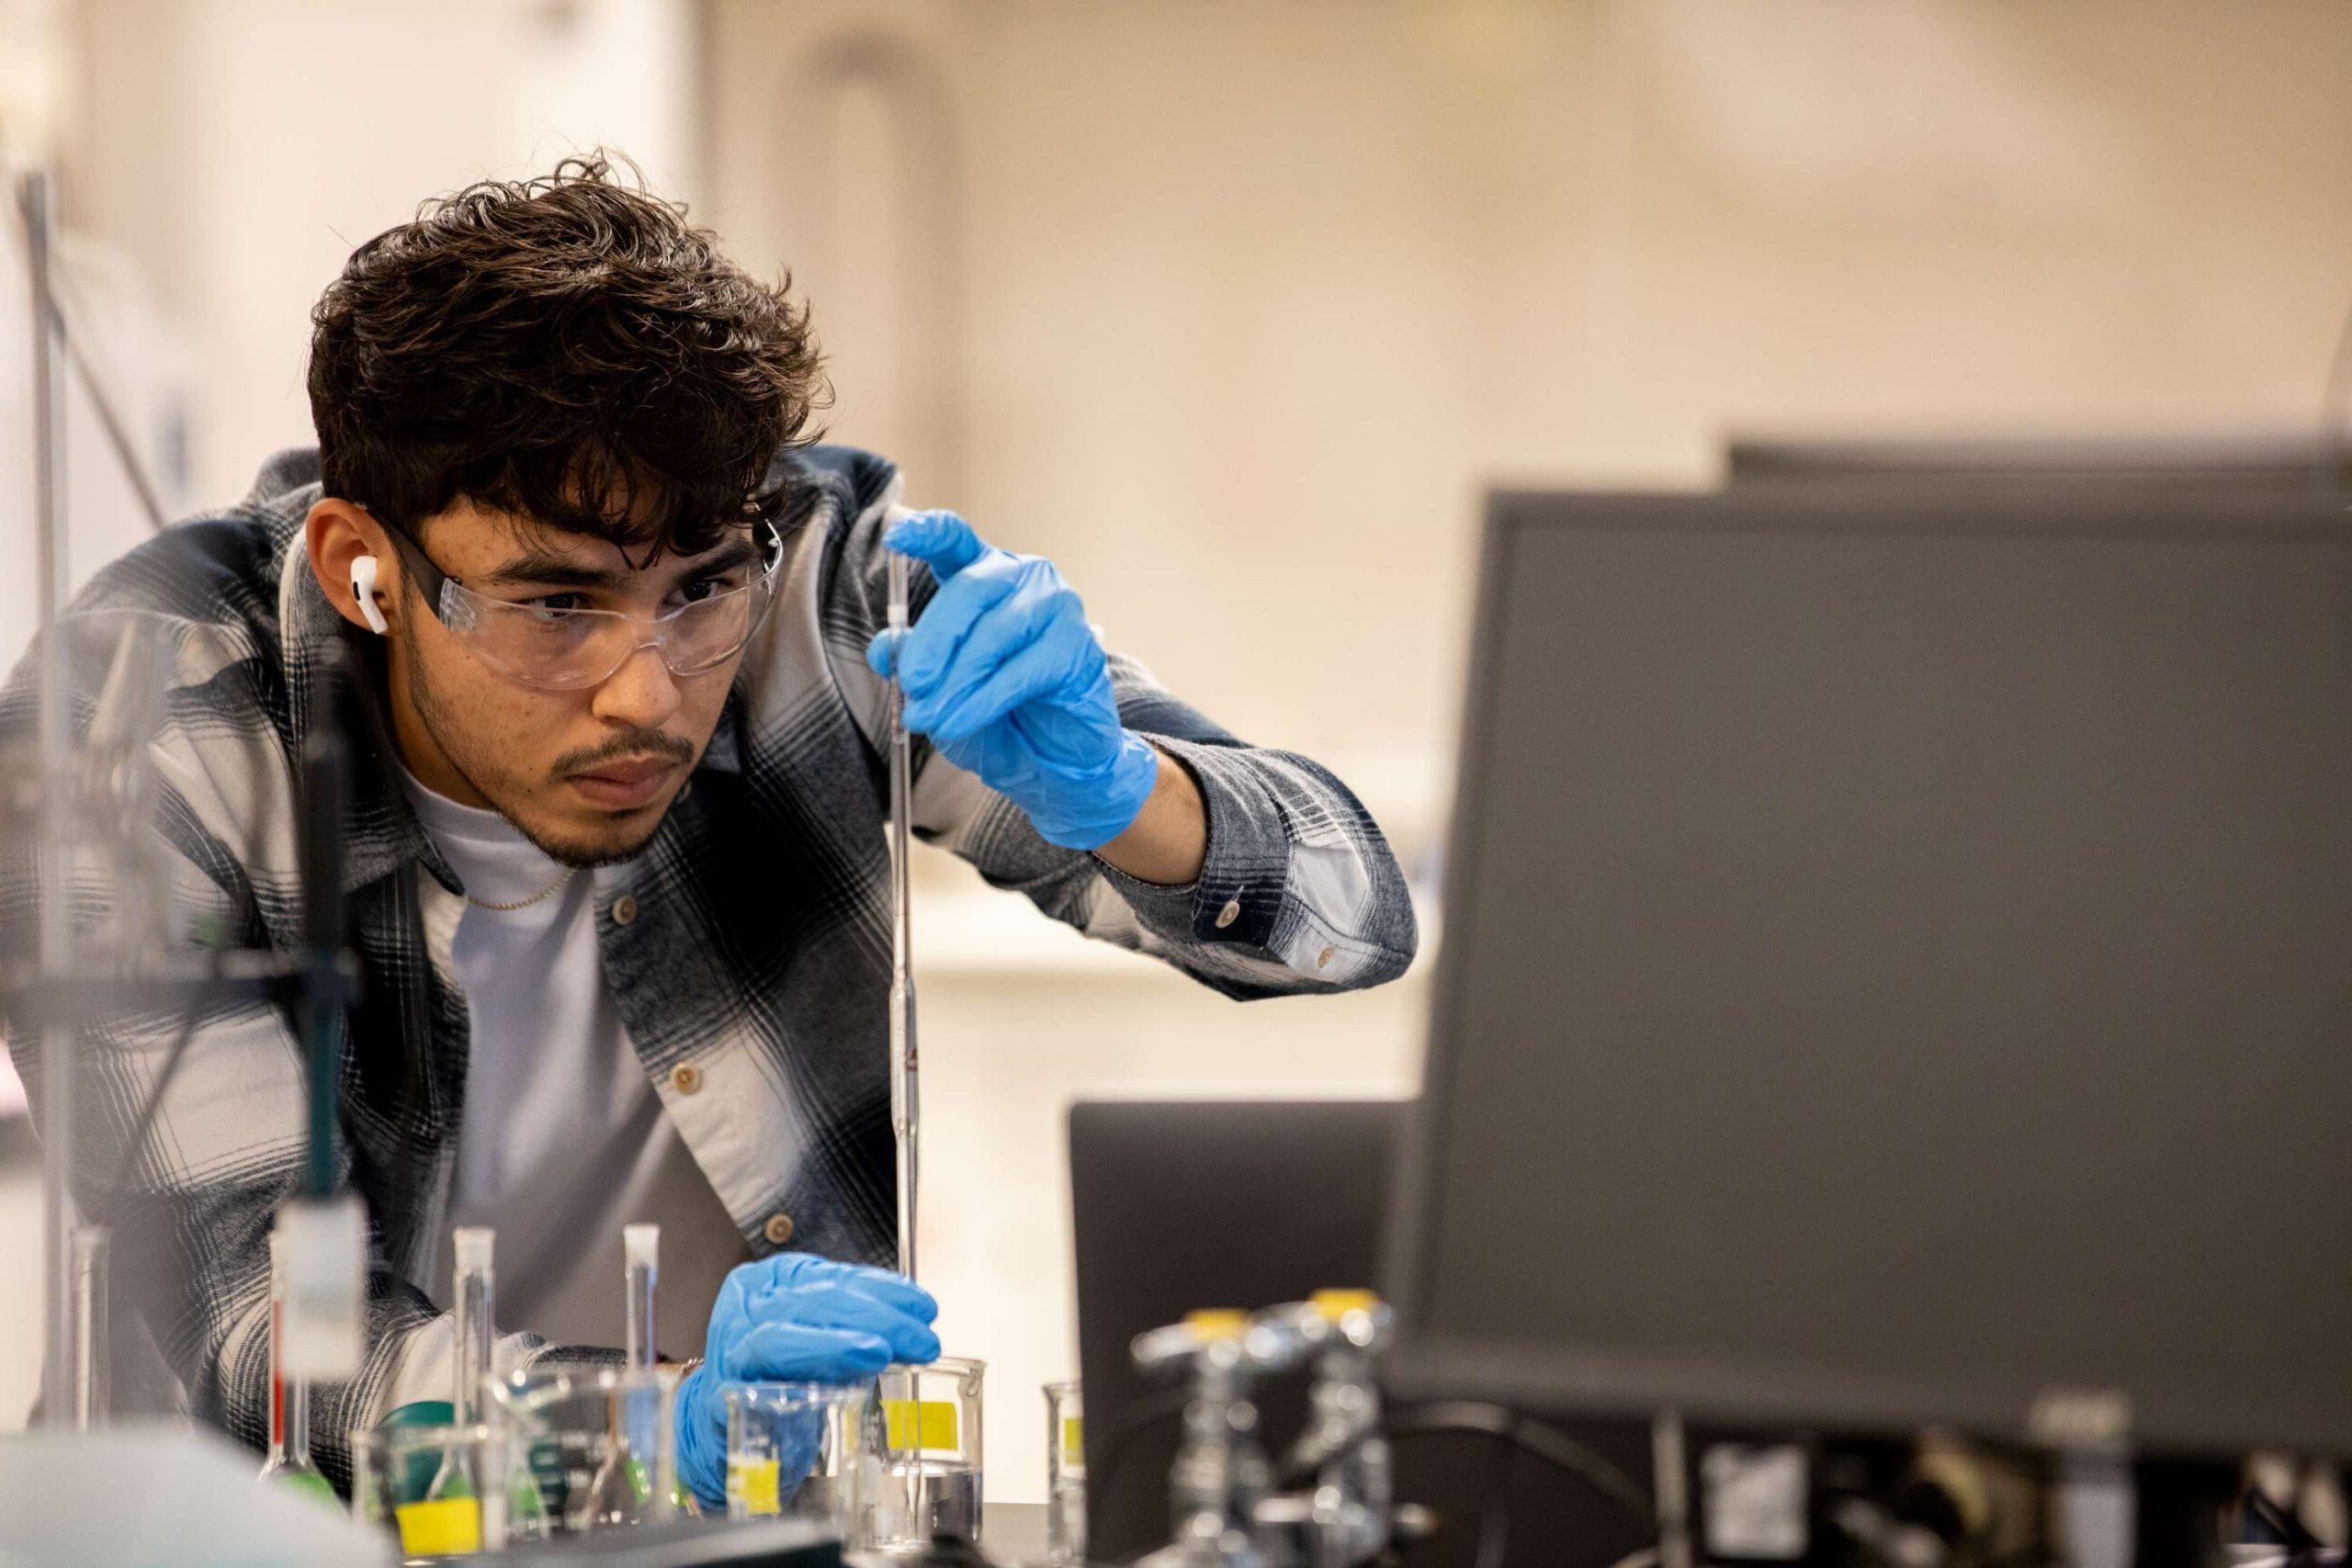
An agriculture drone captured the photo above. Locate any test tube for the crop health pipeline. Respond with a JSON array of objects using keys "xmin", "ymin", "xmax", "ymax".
[
  {"xmin": 624, "ymin": 1224, "xmax": 658, "ymax": 1371},
  {"xmin": 69, "ymin": 1225, "xmax": 107, "ymax": 1431},
  {"xmin": 453, "ymin": 1226, "xmax": 495, "ymax": 1423}
]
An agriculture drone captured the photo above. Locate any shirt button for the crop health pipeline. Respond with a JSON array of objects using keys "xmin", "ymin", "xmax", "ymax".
[
  {"xmin": 763, "ymin": 1213, "xmax": 796, "ymax": 1247},
  {"xmin": 611, "ymin": 894, "xmax": 639, "ymax": 926},
  {"xmin": 1316, "ymin": 946, "xmax": 1335, "ymax": 971},
  {"xmin": 670, "ymin": 1063, "xmax": 702, "ymax": 1095},
  {"xmin": 1215, "ymin": 898, "xmax": 1241, "ymax": 930}
]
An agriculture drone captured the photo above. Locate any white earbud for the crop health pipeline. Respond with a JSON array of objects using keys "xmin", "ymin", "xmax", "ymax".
[{"xmin": 349, "ymin": 554, "xmax": 390, "ymax": 635}]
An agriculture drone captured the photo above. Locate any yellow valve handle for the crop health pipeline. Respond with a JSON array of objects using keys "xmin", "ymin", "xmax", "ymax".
[
  {"xmin": 395, "ymin": 1496, "xmax": 482, "ymax": 1556},
  {"xmin": 1310, "ymin": 1289, "xmax": 1380, "ymax": 1316},
  {"xmin": 1182, "ymin": 1309, "xmax": 1250, "ymax": 1340}
]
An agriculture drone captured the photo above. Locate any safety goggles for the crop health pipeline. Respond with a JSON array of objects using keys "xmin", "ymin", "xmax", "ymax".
[{"xmin": 370, "ymin": 510, "xmax": 786, "ymax": 692}]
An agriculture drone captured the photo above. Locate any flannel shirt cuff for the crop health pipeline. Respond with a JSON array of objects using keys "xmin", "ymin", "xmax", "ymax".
[{"xmin": 1091, "ymin": 732, "xmax": 1290, "ymax": 951}]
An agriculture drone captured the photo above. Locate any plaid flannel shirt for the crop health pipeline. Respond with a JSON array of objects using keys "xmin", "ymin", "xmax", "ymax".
[{"xmin": 0, "ymin": 443, "xmax": 1418, "ymax": 1481}]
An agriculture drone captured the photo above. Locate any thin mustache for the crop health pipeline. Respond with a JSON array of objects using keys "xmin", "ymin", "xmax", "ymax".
[{"xmin": 554, "ymin": 733, "xmax": 696, "ymax": 775}]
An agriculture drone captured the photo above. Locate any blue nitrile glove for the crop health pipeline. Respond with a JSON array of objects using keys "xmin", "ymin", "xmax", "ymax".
[
  {"xmin": 673, "ymin": 1252, "xmax": 940, "ymax": 1510},
  {"xmin": 865, "ymin": 511, "xmax": 1162, "ymax": 852}
]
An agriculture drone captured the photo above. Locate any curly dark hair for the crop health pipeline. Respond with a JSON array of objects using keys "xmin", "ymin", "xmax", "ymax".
[{"xmin": 308, "ymin": 152, "xmax": 828, "ymax": 562}]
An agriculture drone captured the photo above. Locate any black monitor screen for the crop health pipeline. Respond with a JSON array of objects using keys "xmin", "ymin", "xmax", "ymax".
[{"xmin": 1396, "ymin": 485, "xmax": 2352, "ymax": 1456}]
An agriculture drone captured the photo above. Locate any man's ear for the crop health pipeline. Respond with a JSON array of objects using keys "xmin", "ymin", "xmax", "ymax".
[{"xmin": 307, "ymin": 500, "xmax": 398, "ymax": 636}]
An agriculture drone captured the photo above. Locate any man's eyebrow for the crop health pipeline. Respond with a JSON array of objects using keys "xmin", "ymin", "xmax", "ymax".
[
  {"xmin": 481, "ymin": 536, "xmax": 760, "ymax": 590},
  {"xmin": 683, "ymin": 537, "xmax": 760, "ymax": 577},
  {"xmin": 482, "ymin": 549, "xmax": 621, "ymax": 590}
]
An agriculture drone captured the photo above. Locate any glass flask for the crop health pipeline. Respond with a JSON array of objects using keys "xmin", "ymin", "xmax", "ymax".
[
  {"xmin": 256, "ymin": 1225, "xmax": 334, "ymax": 1502},
  {"xmin": 349, "ymin": 1420, "xmax": 515, "ymax": 1559},
  {"xmin": 1045, "ymin": 1378, "xmax": 1086, "ymax": 1567},
  {"xmin": 866, "ymin": 1356, "xmax": 987, "ymax": 1553},
  {"xmin": 723, "ymin": 1381, "xmax": 874, "ymax": 1533},
  {"xmin": 486, "ymin": 1364, "xmax": 673, "ymax": 1538}
]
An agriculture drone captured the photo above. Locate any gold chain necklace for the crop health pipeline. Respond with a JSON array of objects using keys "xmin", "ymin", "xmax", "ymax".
[{"xmin": 465, "ymin": 868, "xmax": 577, "ymax": 913}]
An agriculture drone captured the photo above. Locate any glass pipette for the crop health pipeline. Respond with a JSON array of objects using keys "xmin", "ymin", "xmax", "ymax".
[
  {"xmin": 883, "ymin": 550, "xmax": 933, "ymax": 1540},
  {"xmin": 888, "ymin": 551, "xmax": 920, "ymax": 1283}
]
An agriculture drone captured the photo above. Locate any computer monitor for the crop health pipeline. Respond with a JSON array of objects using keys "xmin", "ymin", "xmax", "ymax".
[
  {"xmin": 1071, "ymin": 1100, "xmax": 1668, "ymax": 1567},
  {"xmin": 1724, "ymin": 428, "xmax": 2352, "ymax": 490},
  {"xmin": 1390, "ymin": 482, "xmax": 2352, "ymax": 1460},
  {"xmin": 1069, "ymin": 1100, "xmax": 1404, "ymax": 1559}
]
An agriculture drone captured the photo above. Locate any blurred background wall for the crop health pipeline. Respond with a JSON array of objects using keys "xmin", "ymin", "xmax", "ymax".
[{"xmin": 1, "ymin": 0, "xmax": 2348, "ymax": 1501}]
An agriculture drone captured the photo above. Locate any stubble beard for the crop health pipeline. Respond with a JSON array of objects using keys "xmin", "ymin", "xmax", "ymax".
[{"xmin": 402, "ymin": 635, "xmax": 670, "ymax": 870}]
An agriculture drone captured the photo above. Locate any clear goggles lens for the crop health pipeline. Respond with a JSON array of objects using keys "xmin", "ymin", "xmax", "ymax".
[{"xmin": 437, "ymin": 559, "xmax": 779, "ymax": 692}]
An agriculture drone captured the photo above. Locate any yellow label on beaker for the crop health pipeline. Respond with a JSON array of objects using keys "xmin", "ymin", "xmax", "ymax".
[
  {"xmin": 729, "ymin": 1457, "xmax": 782, "ymax": 1515},
  {"xmin": 395, "ymin": 1496, "xmax": 482, "ymax": 1556},
  {"xmin": 883, "ymin": 1396, "xmax": 959, "ymax": 1451},
  {"xmin": 1061, "ymin": 1415, "xmax": 1085, "ymax": 1465}
]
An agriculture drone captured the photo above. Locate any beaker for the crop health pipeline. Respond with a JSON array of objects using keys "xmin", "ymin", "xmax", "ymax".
[
  {"xmin": 349, "ymin": 1420, "xmax": 516, "ymax": 1559},
  {"xmin": 724, "ymin": 1381, "xmax": 873, "ymax": 1531},
  {"xmin": 485, "ymin": 1364, "xmax": 673, "ymax": 1538},
  {"xmin": 1045, "ymin": 1378, "xmax": 1086, "ymax": 1567},
  {"xmin": 866, "ymin": 1356, "xmax": 987, "ymax": 1552}
]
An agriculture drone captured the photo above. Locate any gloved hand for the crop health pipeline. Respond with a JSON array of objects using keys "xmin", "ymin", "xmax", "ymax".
[
  {"xmin": 865, "ymin": 512, "xmax": 1161, "ymax": 852},
  {"xmin": 673, "ymin": 1252, "xmax": 940, "ymax": 1510}
]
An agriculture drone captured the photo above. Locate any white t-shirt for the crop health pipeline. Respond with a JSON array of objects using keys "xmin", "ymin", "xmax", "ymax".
[{"xmin": 394, "ymin": 770, "xmax": 747, "ymax": 1383}]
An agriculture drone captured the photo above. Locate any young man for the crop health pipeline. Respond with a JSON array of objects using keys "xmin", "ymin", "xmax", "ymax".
[{"xmin": 0, "ymin": 157, "xmax": 1416, "ymax": 1501}]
